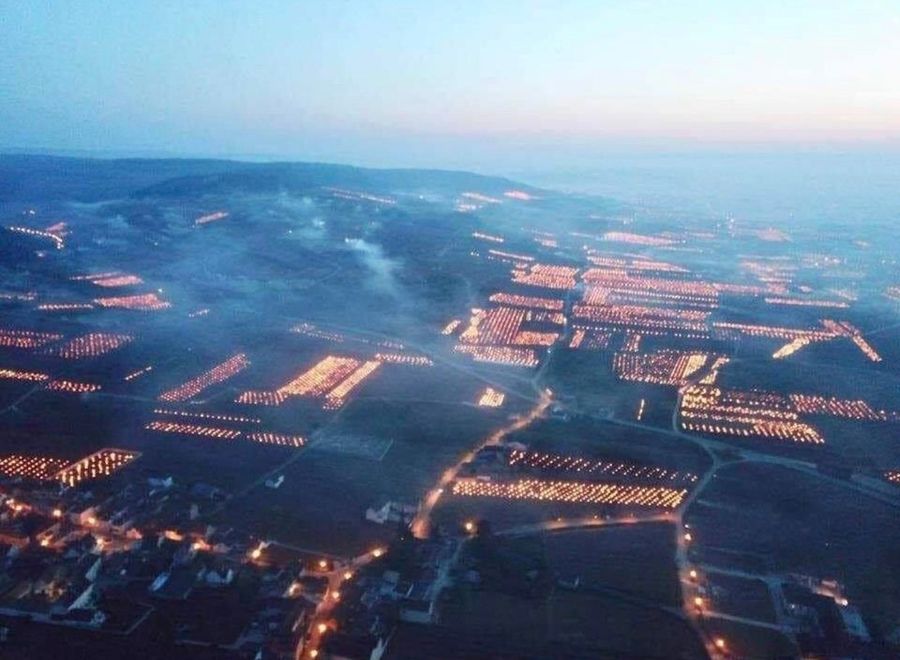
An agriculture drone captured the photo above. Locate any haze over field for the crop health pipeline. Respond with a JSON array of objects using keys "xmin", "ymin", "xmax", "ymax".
[{"xmin": 1, "ymin": 3, "xmax": 899, "ymax": 660}]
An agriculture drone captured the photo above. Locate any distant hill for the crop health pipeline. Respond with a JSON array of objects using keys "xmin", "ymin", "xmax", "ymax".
[{"xmin": 0, "ymin": 154, "xmax": 541, "ymax": 203}]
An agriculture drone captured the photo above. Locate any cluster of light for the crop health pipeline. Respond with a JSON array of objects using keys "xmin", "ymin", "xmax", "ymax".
[
  {"xmin": 246, "ymin": 432, "xmax": 305, "ymax": 447},
  {"xmin": 195, "ymin": 211, "xmax": 229, "ymax": 225},
  {"xmin": 472, "ymin": 231, "xmax": 504, "ymax": 243},
  {"xmin": 323, "ymin": 360, "xmax": 381, "ymax": 409},
  {"xmin": 488, "ymin": 292, "xmax": 563, "ymax": 311},
  {"xmin": 0, "ymin": 290, "xmax": 36, "ymax": 301},
  {"xmin": 583, "ymin": 284, "xmax": 717, "ymax": 310},
  {"xmin": 146, "ymin": 420, "xmax": 241, "ymax": 439},
  {"xmin": 452, "ymin": 478, "xmax": 687, "ymax": 508},
  {"xmin": 511, "ymin": 263, "xmax": 578, "ymax": 290},
  {"xmin": 885, "ymin": 471, "xmax": 900, "ymax": 484},
  {"xmin": 586, "ymin": 254, "xmax": 688, "ymax": 274},
  {"xmin": 36, "ymin": 302, "xmax": 94, "ymax": 312},
  {"xmin": 47, "ymin": 332, "xmax": 133, "ymax": 359},
  {"xmin": 772, "ymin": 336, "xmax": 813, "ymax": 359},
  {"xmin": 7, "ymin": 225, "xmax": 64, "ymax": 249},
  {"xmin": 601, "ymin": 232, "xmax": 676, "ymax": 247},
  {"xmin": 573, "ymin": 304, "xmax": 709, "ymax": 333},
  {"xmin": 713, "ymin": 321, "xmax": 832, "ymax": 342},
  {"xmin": 477, "ymin": 387, "xmax": 505, "ymax": 408},
  {"xmin": 0, "ymin": 328, "xmax": 62, "ymax": 349},
  {"xmin": 0, "ymin": 367, "xmax": 49, "ymax": 382},
  {"xmin": 374, "ymin": 352, "xmax": 433, "ymax": 366},
  {"xmin": 789, "ymin": 395, "xmax": 891, "ymax": 422},
  {"xmin": 124, "ymin": 365, "xmax": 153, "ymax": 381},
  {"xmin": 613, "ymin": 350, "xmax": 714, "ymax": 386},
  {"xmin": 680, "ymin": 386, "xmax": 824, "ymax": 444},
  {"xmin": 188, "ymin": 308, "xmax": 210, "ymax": 318},
  {"xmin": 0, "ymin": 455, "xmax": 68, "ymax": 480},
  {"xmin": 527, "ymin": 310, "xmax": 566, "ymax": 325},
  {"xmin": 885, "ymin": 287, "xmax": 900, "ymax": 303},
  {"xmin": 94, "ymin": 293, "xmax": 170, "ymax": 311},
  {"xmin": 326, "ymin": 187, "xmax": 396, "ymax": 205},
  {"xmin": 582, "ymin": 271, "xmax": 718, "ymax": 301},
  {"xmin": 236, "ymin": 390, "xmax": 287, "ymax": 406},
  {"xmin": 509, "ymin": 449, "xmax": 697, "ymax": 483},
  {"xmin": 459, "ymin": 307, "xmax": 527, "ymax": 345},
  {"xmin": 441, "ymin": 319, "xmax": 462, "ymax": 335},
  {"xmin": 765, "ymin": 297, "xmax": 848, "ymax": 309},
  {"xmin": 56, "ymin": 449, "xmax": 140, "ymax": 487},
  {"xmin": 698, "ymin": 356, "xmax": 729, "ymax": 384},
  {"xmin": 454, "ymin": 344, "xmax": 539, "ymax": 367},
  {"xmin": 158, "ymin": 353, "xmax": 250, "ymax": 402},
  {"xmin": 621, "ymin": 332, "xmax": 642, "ymax": 352},
  {"xmin": 70, "ymin": 271, "xmax": 119, "ymax": 282},
  {"xmin": 504, "ymin": 190, "xmax": 534, "ymax": 200},
  {"xmin": 79, "ymin": 274, "xmax": 137, "ymax": 289},
  {"xmin": 290, "ymin": 323, "xmax": 345, "ymax": 343},
  {"xmin": 636, "ymin": 398, "xmax": 646, "ymax": 421},
  {"xmin": 512, "ymin": 330, "xmax": 558, "ymax": 346},
  {"xmin": 46, "ymin": 379, "xmax": 101, "ymax": 393},
  {"xmin": 462, "ymin": 192, "xmax": 502, "ymax": 204},
  {"xmin": 279, "ymin": 356, "xmax": 361, "ymax": 397},
  {"xmin": 534, "ymin": 236, "xmax": 558, "ymax": 248},
  {"xmin": 568, "ymin": 327, "xmax": 612, "ymax": 350},
  {"xmin": 488, "ymin": 248, "xmax": 534, "ymax": 263},
  {"xmin": 153, "ymin": 408, "xmax": 261, "ymax": 424}
]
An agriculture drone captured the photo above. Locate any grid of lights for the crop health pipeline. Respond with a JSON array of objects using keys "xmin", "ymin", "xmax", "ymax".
[
  {"xmin": 0, "ymin": 367, "xmax": 50, "ymax": 382},
  {"xmin": 36, "ymin": 302, "xmax": 95, "ymax": 312},
  {"xmin": 508, "ymin": 449, "xmax": 698, "ymax": 484},
  {"xmin": 46, "ymin": 380, "xmax": 101, "ymax": 393},
  {"xmin": 195, "ymin": 211, "xmax": 229, "ymax": 225},
  {"xmin": 477, "ymin": 387, "xmax": 505, "ymax": 408},
  {"xmin": 146, "ymin": 420, "xmax": 242, "ymax": 440},
  {"xmin": 472, "ymin": 231, "xmax": 504, "ymax": 243},
  {"xmin": 153, "ymin": 408, "xmax": 261, "ymax": 424},
  {"xmin": 601, "ymin": 232, "xmax": 676, "ymax": 247},
  {"xmin": 94, "ymin": 293, "xmax": 171, "ymax": 311},
  {"xmin": 441, "ymin": 319, "xmax": 462, "ymax": 335},
  {"xmin": 374, "ymin": 352, "xmax": 433, "ymax": 366},
  {"xmin": 323, "ymin": 360, "xmax": 381, "ymax": 409},
  {"xmin": 124, "ymin": 365, "xmax": 153, "ymax": 381},
  {"xmin": 613, "ymin": 350, "xmax": 715, "ymax": 386},
  {"xmin": 488, "ymin": 292, "xmax": 564, "ymax": 311},
  {"xmin": 46, "ymin": 333, "xmax": 133, "ymax": 359},
  {"xmin": 452, "ymin": 478, "xmax": 687, "ymax": 508},
  {"xmin": 246, "ymin": 432, "xmax": 306, "ymax": 447},
  {"xmin": 0, "ymin": 455, "xmax": 69, "ymax": 480},
  {"xmin": 0, "ymin": 328, "xmax": 62, "ymax": 349},
  {"xmin": 158, "ymin": 353, "xmax": 250, "ymax": 402},
  {"xmin": 454, "ymin": 344, "xmax": 539, "ymax": 367},
  {"xmin": 511, "ymin": 263, "xmax": 578, "ymax": 290},
  {"xmin": 56, "ymin": 449, "xmax": 140, "ymax": 487},
  {"xmin": 573, "ymin": 304, "xmax": 710, "ymax": 333}
]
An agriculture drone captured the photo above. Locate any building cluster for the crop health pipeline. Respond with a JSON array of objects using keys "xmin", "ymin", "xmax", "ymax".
[{"xmin": 0, "ymin": 477, "xmax": 320, "ymax": 659}]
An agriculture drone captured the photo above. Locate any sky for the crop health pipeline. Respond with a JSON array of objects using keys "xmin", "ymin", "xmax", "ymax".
[{"xmin": 2, "ymin": 1, "xmax": 900, "ymax": 170}]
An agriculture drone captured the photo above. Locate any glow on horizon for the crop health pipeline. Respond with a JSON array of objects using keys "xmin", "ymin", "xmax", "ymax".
[{"xmin": 1, "ymin": 1, "xmax": 899, "ymax": 163}]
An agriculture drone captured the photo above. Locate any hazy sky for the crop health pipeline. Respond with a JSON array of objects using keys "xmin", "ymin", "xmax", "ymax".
[{"xmin": 2, "ymin": 1, "xmax": 900, "ymax": 169}]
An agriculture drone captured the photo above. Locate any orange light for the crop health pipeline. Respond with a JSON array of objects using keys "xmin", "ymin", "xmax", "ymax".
[
  {"xmin": 317, "ymin": 623, "xmax": 327, "ymax": 634},
  {"xmin": 318, "ymin": 559, "xmax": 328, "ymax": 569},
  {"xmin": 689, "ymin": 569, "xmax": 698, "ymax": 580},
  {"xmin": 684, "ymin": 532, "xmax": 692, "ymax": 542},
  {"xmin": 250, "ymin": 548, "xmax": 262, "ymax": 560},
  {"xmin": 343, "ymin": 571, "xmax": 353, "ymax": 580},
  {"xmin": 331, "ymin": 591, "xmax": 340, "ymax": 601},
  {"xmin": 694, "ymin": 596, "xmax": 703, "ymax": 608},
  {"xmin": 309, "ymin": 650, "xmax": 318, "ymax": 658},
  {"xmin": 371, "ymin": 548, "xmax": 384, "ymax": 558},
  {"xmin": 714, "ymin": 638, "xmax": 726, "ymax": 650},
  {"xmin": 464, "ymin": 521, "xmax": 475, "ymax": 533},
  {"xmin": 52, "ymin": 508, "xmax": 62, "ymax": 518}
]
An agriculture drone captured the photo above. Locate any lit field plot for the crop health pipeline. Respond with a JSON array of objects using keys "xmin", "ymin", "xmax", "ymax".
[
  {"xmin": 0, "ymin": 368, "xmax": 49, "ymax": 382},
  {"xmin": 679, "ymin": 385, "xmax": 824, "ymax": 444},
  {"xmin": 488, "ymin": 292, "xmax": 564, "ymax": 311},
  {"xmin": 451, "ymin": 478, "xmax": 687, "ymax": 508},
  {"xmin": 56, "ymin": 448, "xmax": 140, "ymax": 487},
  {"xmin": 601, "ymin": 231, "xmax": 678, "ymax": 247},
  {"xmin": 45, "ymin": 379, "xmax": 101, "ymax": 393},
  {"xmin": 36, "ymin": 302, "xmax": 94, "ymax": 312},
  {"xmin": 613, "ymin": 349, "xmax": 721, "ymax": 386},
  {"xmin": 0, "ymin": 328, "xmax": 62, "ymax": 349},
  {"xmin": 72, "ymin": 271, "xmax": 143, "ymax": 287},
  {"xmin": 477, "ymin": 387, "xmax": 505, "ymax": 408},
  {"xmin": 245, "ymin": 432, "xmax": 305, "ymax": 447},
  {"xmin": 0, "ymin": 455, "xmax": 69, "ymax": 480},
  {"xmin": 453, "ymin": 306, "xmax": 547, "ymax": 367},
  {"xmin": 45, "ymin": 332, "xmax": 133, "ymax": 359},
  {"xmin": 93, "ymin": 292, "xmax": 170, "ymax": 310},
  {"xmin": 146, "ymin": 420, "xmax": 242, "ymax": 440},
  {"xmin": 511, "ymin": 263, "xmax": 578, "ymax": 290},
  {"xmin": 573, "ymin": 303, "xmax": 710, "ymax": 334},
  {"xmin": 679, "ymin": 385, "xmax": 898, "ymax": 445},
  {"xmin": 508, "ymin": 449, "xmax": 698, "ymax": 485},
  {"xmin": 194, "ymin": 210, "xmax": 229, "ymax": 226},
  {"xmin": 454, "ymin": 344, "xmax": 539, "ymax": 367},
  {"xmin": 237, "ymin": 355, "xmax": 380, "ymax": 409},
  {"xmin": 158, "ymin": 353, "xmax": 250, "ymax": 402}
]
